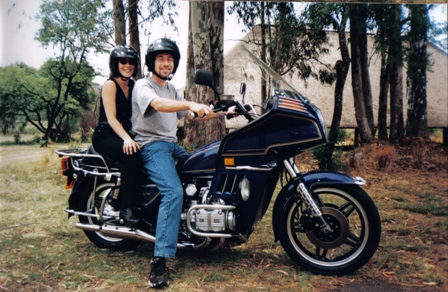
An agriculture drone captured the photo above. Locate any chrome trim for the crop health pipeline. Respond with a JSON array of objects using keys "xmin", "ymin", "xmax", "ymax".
[
  {"xmin": 186, "ymin": 205, "xmax": 236, "ymax": 238},
  {"xmin": 64, "ymin": 208, "xmax": 115, "ymax": 221},
  {"xmin": 244, "ymin": 102, "xmax": 260, "ymax": 118},
  {"xmin": 291, "ymin": 157, "xmax": 301, "ymax": 174},
  {"xmin": 98, "ymin": 188, "xmax": 114, "ymax": 222},
  {"xmin": 181, "ymin": 169, "xmax": 216, "ymax": 174},
  {"xmin": 74, "ymin": 223, "xmax": 210, "ymax": 249},
  {"xmin": 225, "ymin": 165, "xmax": 273, "ymax": 171},
  {"xmin": 284, "ymin": 159, "xmax": 298, "ymax": 178},
  {"xmin": 55, "ymin": 149, "xmax": 121, "ymax": 178},
  {"xmin": 353, "ymin": 176, "xmax": 366, "ymax": 185},
  {"xmin": 297, "ymin": 182, "xmax": 322, "ymax": 217}
]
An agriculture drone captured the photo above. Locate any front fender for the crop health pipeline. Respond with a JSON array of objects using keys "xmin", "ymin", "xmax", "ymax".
[{"xmin": 272, "ymin": 170, "xmax": 366, "ymax": 241}]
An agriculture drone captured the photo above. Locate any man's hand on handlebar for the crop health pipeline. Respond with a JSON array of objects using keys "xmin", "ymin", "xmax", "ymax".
[
  {"xmin": 186, "ymin": 100, "xmax": 242, "ymax": 121},
  {"xmin": 187, "ymin": 102, "xmax": 218, "ymax": 120}
]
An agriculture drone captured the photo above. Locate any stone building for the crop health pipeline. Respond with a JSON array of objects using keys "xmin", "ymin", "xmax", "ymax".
[{"xmin": 221, "ymin": 30, "xmax": 447, "ymax": 143}]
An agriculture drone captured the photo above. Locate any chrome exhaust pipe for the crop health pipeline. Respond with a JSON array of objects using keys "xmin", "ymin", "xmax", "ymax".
[
  {"xmin": 76, "ymin": 222, "xmax": 156, "ymax": 243},
  {"xmin": 75, "ymin": 223, "xmax": 206, "ymax": 249}
]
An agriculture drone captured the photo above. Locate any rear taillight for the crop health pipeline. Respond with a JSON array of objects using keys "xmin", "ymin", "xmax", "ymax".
[
  {"xmin": 60, "ymin": 157, "xmax": 76, "ymax": 189},
  {"xmin": 61, "ymin": 157, "xmax": 69, "ymax": 173}
]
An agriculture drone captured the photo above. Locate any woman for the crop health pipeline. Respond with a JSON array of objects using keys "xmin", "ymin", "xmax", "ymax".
[{"xmin": 92, "ymin": 45, "xmax": 140, "ymax": 226}]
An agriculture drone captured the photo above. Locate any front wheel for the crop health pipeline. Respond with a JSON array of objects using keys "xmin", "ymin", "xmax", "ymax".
[
  {"xmin": 78, "ymin": 181, "xmax": 140, "ymax": 251},
  {"xmin": 279, "ymin": 185, "xmax": 381, "ymax": 275}
]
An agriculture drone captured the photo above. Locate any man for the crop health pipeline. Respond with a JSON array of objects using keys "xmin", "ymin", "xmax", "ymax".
[{"xmin": 131, "ymin": 38, "xmax": 213, "ymax": 288}]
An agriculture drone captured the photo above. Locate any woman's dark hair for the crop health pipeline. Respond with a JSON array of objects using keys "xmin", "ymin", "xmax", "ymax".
[{"xmin": 109, "ymin": 45, "xmax": 139, "ymax": 78}]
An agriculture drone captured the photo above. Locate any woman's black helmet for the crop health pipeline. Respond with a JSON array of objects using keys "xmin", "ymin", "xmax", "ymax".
[
  {"xmin": 145, "ymin": 38, "xmax": 180, "ymax": 80},
  {"xmin": 109, "ymin": 45, "xmax": 139, "ymax": 78}
]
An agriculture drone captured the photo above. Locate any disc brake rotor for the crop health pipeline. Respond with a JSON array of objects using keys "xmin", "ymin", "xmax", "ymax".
[{"xmin": 305, "ymin": 206, "xmax": 350, "ymax": 249}]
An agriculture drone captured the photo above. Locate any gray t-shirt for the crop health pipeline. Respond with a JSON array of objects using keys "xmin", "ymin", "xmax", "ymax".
[{"xmin": 131, "ymin": 76, "xmax": 188, "ymax": 147}]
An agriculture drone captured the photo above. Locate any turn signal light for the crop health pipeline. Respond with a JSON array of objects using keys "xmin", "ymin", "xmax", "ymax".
[{"xmin": 224, "ymin": 157, "xmax": 235, "ymax": 166}]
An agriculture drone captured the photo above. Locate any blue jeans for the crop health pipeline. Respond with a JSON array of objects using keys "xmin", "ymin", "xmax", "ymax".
[{"xmin": 140, "ymin": 141, "xmax": 189, "ymax": 258}]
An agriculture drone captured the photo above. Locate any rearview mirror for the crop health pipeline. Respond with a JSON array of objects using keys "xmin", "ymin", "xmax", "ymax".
[
  {"xmin": 194, "ymin": 70, "xmax": 214, "ymax": 87},
  {"xmin": 240, "ymin": 83, "xmax": 246, "ymax": 95}
]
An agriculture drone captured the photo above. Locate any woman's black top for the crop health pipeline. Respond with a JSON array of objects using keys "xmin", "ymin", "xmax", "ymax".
[{"xmin": 97, "ymin": 78, "xmax": 135, "ymax": 132}]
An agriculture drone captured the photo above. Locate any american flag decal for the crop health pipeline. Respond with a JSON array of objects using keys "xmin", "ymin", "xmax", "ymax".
[{"xmin": 278, "ymin": 97, "xmax": 308, "ymax": 113}]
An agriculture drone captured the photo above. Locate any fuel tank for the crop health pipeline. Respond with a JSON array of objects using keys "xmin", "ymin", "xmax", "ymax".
[{"xmin": 181, "ymin": 140, "xmax": 221, "ymax": 174}]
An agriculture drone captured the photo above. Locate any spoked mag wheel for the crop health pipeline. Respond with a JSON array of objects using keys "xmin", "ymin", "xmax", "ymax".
[
  {"xmin": 78, "ymin": 182, "xmax": 140, "ymax": 250},
  {"xmin": 279, "ymin": 185, "xmax": 381, "ymax": 275}
]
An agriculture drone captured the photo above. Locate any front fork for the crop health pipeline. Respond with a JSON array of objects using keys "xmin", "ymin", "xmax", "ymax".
[{"xmin": 283, "ymin": 159, "xmax": 333, "ymax": 234}]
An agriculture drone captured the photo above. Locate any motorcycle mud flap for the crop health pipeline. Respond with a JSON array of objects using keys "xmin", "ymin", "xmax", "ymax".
[{"xmin": 67, "ymin": 174, "xmax": 92, "ymax": 217}]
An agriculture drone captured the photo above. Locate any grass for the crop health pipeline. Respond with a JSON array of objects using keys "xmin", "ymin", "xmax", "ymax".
[{"xmin": 0, "ymin": 141, "xmax": 447, "ymax": 291}]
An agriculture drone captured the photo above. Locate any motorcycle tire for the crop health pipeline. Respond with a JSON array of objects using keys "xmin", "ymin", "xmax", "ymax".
[
  {"xmin": 78, "ymin": 181, "xmax": 140, "ymax": 251},
  {"xmin": 279, "ymin": 185, "xmax": 381, "ymax": 275}
]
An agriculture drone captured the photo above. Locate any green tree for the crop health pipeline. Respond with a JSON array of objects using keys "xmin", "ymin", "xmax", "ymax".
[
  {"xmin": 0, "ymin": 64, "xmax": 33, "ymax": 135},
  {"xmin": 128, "ymin": 0, "xmax": 141, "ymax": 78},
  {"xmin": 428, "ymin": 7, "xmax": 447, "ymax": 52},
  {"xmin": 350, "ymin": 4, "xmax": 374, "ymax": 144},
  {"xmin": 228, "ymin": 2, "xmax": 334, "ymax": 98},
  {"xmin": 114, "ymin": 0, "xmax": 126, "ymax": 45},
  {"xmin": 301, "ymin": 3, "xmax": 350, "ymax": 170},
  {"xmin": 30, "ymin": 0, "xmax": 110, "ymax": 142},
  {"xmin": 109, "ymin": 0, "xmax": 178, "ymax": 78},
  {"xmin": 388, "ymin": 5, "xmax": 405, "ymax": 145},
  {"xmin": 0, "ymin": 86, "xmax": 16, "ymax": 135},
  {"xmin": 405, "ymin": 4, "xmax": 430, "ymax": 138},
  {"xmin": 371, "ymin": 4, "xmax": 394, "ymax": 141},
  {"xmin": 0, "ymin": 61, "xmax": 96, "ymax": 142}
]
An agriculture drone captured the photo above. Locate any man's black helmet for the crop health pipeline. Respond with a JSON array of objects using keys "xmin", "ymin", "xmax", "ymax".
[
  {"xmin": 145, "ymin": 38, "xmax": 180, "ymax": 77},
  {"xmin": 109, "ymin": 45, "xmax": 139, "ymax": 78}
]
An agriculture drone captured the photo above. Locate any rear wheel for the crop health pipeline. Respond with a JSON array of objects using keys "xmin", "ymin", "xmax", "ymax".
[
  {"xmin": 78, "ymin": 181, "xmax": 140, "ymax": 250},
  {"xmin": 279, "ymin": 185, "xmax": 381, "ymax": 275}
]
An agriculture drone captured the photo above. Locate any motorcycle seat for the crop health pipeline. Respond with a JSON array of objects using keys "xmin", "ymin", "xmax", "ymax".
[{"xmin": 79, "ymin": 145, "xmax": 120, "ymax": 172}]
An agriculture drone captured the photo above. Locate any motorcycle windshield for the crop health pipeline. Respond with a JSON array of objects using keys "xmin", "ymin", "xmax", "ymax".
[
  {"xmin": 181, "ymin": 45, "xmax": 327, "ymax": 172},
  {"xmin": 238, "ymin": 45, "xmax": 313, "ymax": 106}
]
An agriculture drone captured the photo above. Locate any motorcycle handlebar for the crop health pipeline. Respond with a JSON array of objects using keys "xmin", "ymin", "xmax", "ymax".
[{"xmin": 189, "ymin": 100, "xmax": 243, "ymax": 120}]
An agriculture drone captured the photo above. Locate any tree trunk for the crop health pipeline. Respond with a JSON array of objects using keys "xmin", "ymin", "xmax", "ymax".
[
  {"xmin": 349, "ymin": 5, "xmax": 373, "ymax": 144},
  {"xmin": 128, "ymin": 0, "xmax": 141, "ymax": 78},
  {"xmin": 183, "ymin": 1, "xmax": 226, "ymax": 149},
  {"xmin": 359, "ymin": 6, "xmax": 374, "ymax": 135},
  {"xmin": 406, "ymin": 5, "xmax": 429, "ymax": 138},
  {"xmin": 319, "ymin": 8, "xmax": 350, "ymax": 170},
  {"xmin": 271, "ymin": 3, "xmax": 289, "ymax": 75},
  {"xmin": 388, "ymin": 5, "xmax": 404, "ymax": 144},
  {"xmin": 260, "ymin": 2, "xmax": 267, "ymax": 104},
  {"xmin": 378, "ymin": 48, "xmax": 390, "ymax": 140},
  {"xmin": 113, "ymin": 0, "xmax": 125, "ymax": 45}
]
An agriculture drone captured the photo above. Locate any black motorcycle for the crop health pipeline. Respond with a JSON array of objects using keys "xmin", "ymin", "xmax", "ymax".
[{"xmin": 56, "ymin": 49, "xmax": 381, "ymax": 275}]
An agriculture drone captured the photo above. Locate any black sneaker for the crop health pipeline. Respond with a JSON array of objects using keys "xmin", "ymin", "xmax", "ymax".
[{"xmin": 148, "ymin": 257, "xmax": 169, "ymax": 288}]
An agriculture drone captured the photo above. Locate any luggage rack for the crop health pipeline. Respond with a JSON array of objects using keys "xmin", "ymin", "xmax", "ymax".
[{"xmin": 55, "ymin": 148, "xmax": 121, "ymax": 181}]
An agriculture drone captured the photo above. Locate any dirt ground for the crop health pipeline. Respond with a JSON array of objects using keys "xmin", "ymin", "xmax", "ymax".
[
  {"xmin": 1, "ymin": 140, "xmax": 447, "ymax": 291},
  {"xmin": 0, "ymin": 145, "xmax": 54, "ymax": 165}
]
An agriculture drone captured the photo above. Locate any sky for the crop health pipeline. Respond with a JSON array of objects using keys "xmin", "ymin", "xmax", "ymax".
[
  {"xmin": 0, "ymin": 0, "xmax": 248, "ymax": 88},
  {"xmin": 1, "ymin": 1, "xmax": 447, "ymax": 89}
]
